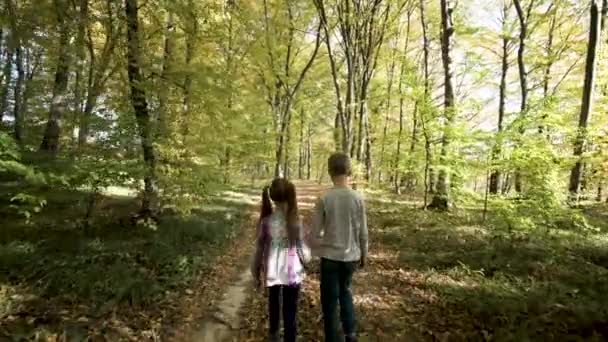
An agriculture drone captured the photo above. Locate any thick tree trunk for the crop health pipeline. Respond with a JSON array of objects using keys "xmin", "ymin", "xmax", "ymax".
[
  {"xmin": 429, "ymin": 0, "xmax": 456, "ymax": 211},
  {"xmin": 490, "ymin": 2, "xmax": 511, "ymax": 194},
  {"xmin": 569, "ymin": 0, "xmax": 601, "ymax": 198},
  {"xmin": 40, "ymin": 0, "xmax": 71, "ymax": 154},
  {"xmin": 126, "ymin": 0, "xmax": 157, "ymax": 214}
]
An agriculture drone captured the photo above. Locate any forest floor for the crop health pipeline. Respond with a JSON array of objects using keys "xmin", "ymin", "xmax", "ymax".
[{"xmin": 1, "ymin": 181, "xmax": 608, "ymax": 341}]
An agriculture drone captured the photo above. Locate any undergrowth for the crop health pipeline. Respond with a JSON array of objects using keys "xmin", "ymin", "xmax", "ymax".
[
  {"xmin": 0, "ymin": 185, "xmax": 252, "ymax": 338},
  {"xmin": 367, "ymin": 195, "xmax": 608, "ymax": 341}
]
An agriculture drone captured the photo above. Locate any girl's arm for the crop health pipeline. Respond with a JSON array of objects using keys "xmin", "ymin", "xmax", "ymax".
[
  {"xmin": 250, "ymin": 220, "xmax": 268, "ymax": 281},
  {"xmin": 305, "ymin": 198, "xmax": 324, "ymax": 253}
]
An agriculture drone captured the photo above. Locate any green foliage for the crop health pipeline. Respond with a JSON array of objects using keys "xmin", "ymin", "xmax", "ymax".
[
  {"xmin": 0, "ymin": 186, "xmax": 247, "ymax": 315},
  {"xmin": 0, "ymin": 132, "xmax": 42, "ymax": 184},
  {"xmin": 368, "ymin": 194, "xmax": 608, "ymax": 340}
]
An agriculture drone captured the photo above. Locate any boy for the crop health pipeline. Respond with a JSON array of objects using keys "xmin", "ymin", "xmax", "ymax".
[{"xmin": 310, "ymin": 152, "xmax": 368, "ymax": 342}]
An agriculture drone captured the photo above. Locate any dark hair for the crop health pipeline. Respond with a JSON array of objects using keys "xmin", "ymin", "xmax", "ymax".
[
  {"xmin": 328, "ymin": 152, "xmax": 352, "ymax": 177},
  {"xmin": 259, "ymin": 178, "xmax": 299, "ymax": 246}
]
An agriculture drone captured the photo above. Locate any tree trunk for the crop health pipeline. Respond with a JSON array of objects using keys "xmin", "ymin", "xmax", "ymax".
[
  {"xmin": 0, "ymin": 31, "xmax": 14, "ymax": 123},
  {"xmin": 398, "ymin": 8, "xmax": 414, "ymax": 193},
  {"xmin": 490, "ymin": 1, "xmax": 511, "ymax": 194},
  {"xmin": 182, "ymin": 0, "xmax": 196, "ymax": 142},
  {"xmin": 79, "ymin": 0, "xmax": 120, "ymax": 147},
  {"xmin": 313, "ymin": 0, "xmax": 387, "ymax": 160},
  {"xmin": 419, "ymin": 0, "xmax": 435, "ymax": 195},
  {"xmin": 379, "ymin": 38, "xmax": 398, "ymax": 184},
  {"xmin": 364, "ymin": 108, "xmax": 372, "ymax": 181},
  {"xmin": 569, "ymin": 0, "xmax": 602, "ymax": 198},
  {"xmin": 40, "ymin": 0, "xmax": 71, "ymax": 154},
  {"xmin": 6, "ymin": 0, "xmax": 22, "ymax": 142},
  {"xmin": 513, "ymin": 0, "xmax": 533, "ymax": 193},
  {"xmin": 274, "ymin": 112, "xmax": 287, "ymax": 177},
  {"xmin": 72, "ymin": 0, "xmax": 88, "ymax": 147},
  {"xmin": 21, "ymin": 49, "xmax": 40, "ymax": 136},
  {"xmin": 13, "ymin": 44, "xmax": 23, "ymax": 144},
  {"xmin": 394, "ymin": 93, "xmax": 406, "ymax": 194},
  {"xmin": 126, "ymin": 0, "xmax": 157, "ymax": 214},
  {"xmin": 265, "ymin": 0, "xmax": 320, "ymax": 178},
  {"xmin": 422, "ymin": 122, "xmax": 431, "ymax": 208},
  {"xmin": 306, "ymin": 122, "xmax": 312, "ymax": 180},
  {"xmin": 284, "ymin": 114, "xmax": 291, "ymax": 179},
  {"xmin": 429, "ymin": 0, "xmax": 456, "ymax": 211},
  {"xmin": 298, "ymin": 108, "xmax": 305, "ymax": 179},
  {"xmin": 78, "ymin": 41, "xmax": 98, "ymax": 147},
  {"xmin": 158, "ymin": 11, "xmax": 174, "ymax": 139},
  {"xmin": 222, "ymin": 146, "xmax": 231, "ymax": 184},
  {"xmin": 333, "ymin": 112, "xmax": 341, "ymax": 150}
]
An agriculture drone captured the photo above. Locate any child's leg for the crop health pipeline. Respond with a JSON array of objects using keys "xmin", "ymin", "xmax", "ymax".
[
  {"xmin": 320, "ymin": 258, "xmax": 340, "ymax": 342},
  {"xmin": 268, "ymin": 285, "xmax": 281, "ymax": 338},
  {"xmin": 282, "ymin": 284, "xmax": 300, "ymax": 342},
  {"xmin": 338, "ymin": 261, "xmax": 357, "ymax": 338}
]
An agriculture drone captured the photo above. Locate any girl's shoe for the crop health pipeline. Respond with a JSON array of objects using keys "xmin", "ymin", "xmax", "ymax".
[
  {"xmin": 268, "ymin": 332, "xmax": 280, "ymax": 342},
  {"xmin": 345, "ymin": 334, "xmax": 358, "ymax": 342}
]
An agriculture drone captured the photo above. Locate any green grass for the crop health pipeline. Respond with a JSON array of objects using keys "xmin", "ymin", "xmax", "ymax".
[
  {"xmin": 0, "ymin": 184, "xmax": 253, "ymax": 339},
  {"xmin": 367, "ymin": 196, "xmax": 608, "ymax": 341}
]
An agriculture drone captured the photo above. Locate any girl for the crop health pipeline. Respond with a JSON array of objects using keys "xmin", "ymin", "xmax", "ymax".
[{"xmin": 251, "ymin": 178, "xmax": 311, "ymax": 342}]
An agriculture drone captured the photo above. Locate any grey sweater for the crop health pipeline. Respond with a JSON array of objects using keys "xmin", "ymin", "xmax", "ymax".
[{"xmin": 312, "ymin": 187, "xmax": 368, "ymax": 262}]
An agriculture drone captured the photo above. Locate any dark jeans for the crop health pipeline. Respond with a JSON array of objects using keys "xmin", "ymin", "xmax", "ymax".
[
  {"xmin": 320, "ymin": 258, "xmax": 357, "ymax": 342},
  {"xmin": 269, "ymin": 284, "xmax": 300, "ymax": 342}
]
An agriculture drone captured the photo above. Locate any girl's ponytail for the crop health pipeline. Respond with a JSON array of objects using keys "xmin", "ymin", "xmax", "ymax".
[
  {"xmin": 260, "ymin": 185, "xmax": 273, "ymax": 223},
  {"xmin": 285, "ymin": 181, "xmax": 299, "ymax": 247}
]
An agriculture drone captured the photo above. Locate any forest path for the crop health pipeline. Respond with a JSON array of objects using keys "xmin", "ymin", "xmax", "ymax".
[{"xmin": 174, "ymin": 181, "xmax": 328, "ymax": 342}]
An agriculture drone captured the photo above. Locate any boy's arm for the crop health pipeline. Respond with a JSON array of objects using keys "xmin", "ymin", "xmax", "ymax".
[{"xmin": 359, "ymin": 198, "xmax": 369, "ymax": 266}]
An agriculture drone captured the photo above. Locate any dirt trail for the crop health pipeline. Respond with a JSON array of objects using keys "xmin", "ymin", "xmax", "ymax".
[
  {"xmin": 191, "ymin": 270, "xmax": 251, "ymax": 341},
  {"xmin": 183, "ymin": 181, "xmax": 327, "ymax": 342}
]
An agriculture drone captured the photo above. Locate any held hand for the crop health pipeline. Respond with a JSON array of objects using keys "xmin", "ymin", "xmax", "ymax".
[
  {"xmin": 359, "ymin": 257, "xmax": 366, "ymax": 269},
  {"xmin": 254, "ymin": 277, "xmax": 262, "ymax": 290},
  {"xmin": 304, "ymin": 228, "xmax": 319, "ymax": 249}
]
